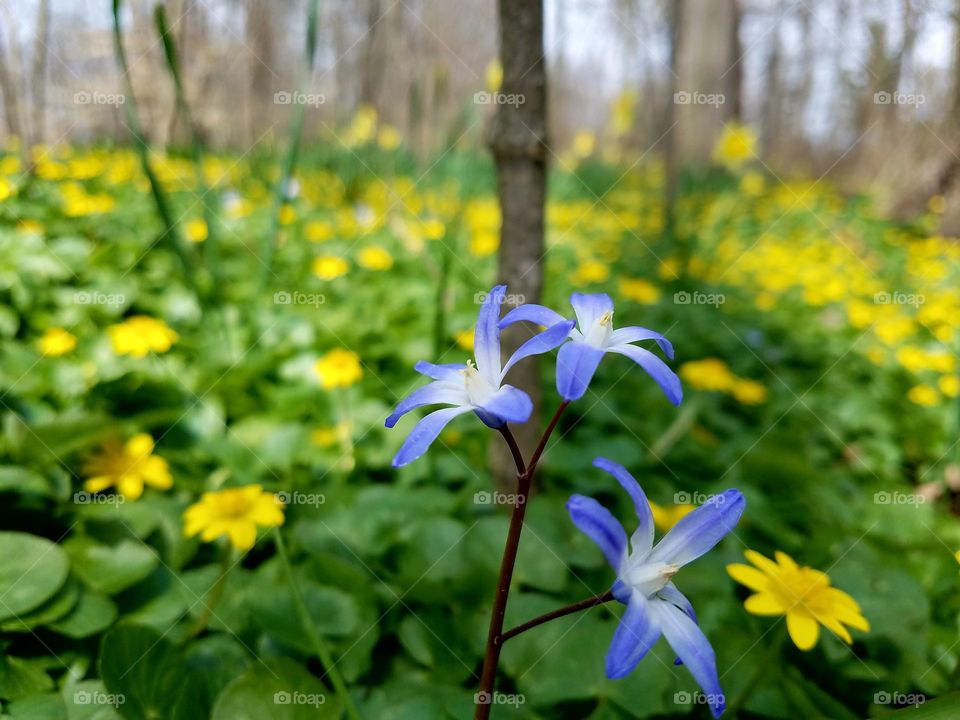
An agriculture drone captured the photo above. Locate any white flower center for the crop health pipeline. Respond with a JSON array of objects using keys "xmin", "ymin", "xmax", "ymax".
[
  {"xmin": 583, "ymin": 311, "xmax": 613, "ymax": 348},
  {"xmin": 462, "ymin": 360, "xmax": 496, "ymax": 406},
  {"xmin": 623, "ymin": 559, "xmax": 679, "ymax": 597}
]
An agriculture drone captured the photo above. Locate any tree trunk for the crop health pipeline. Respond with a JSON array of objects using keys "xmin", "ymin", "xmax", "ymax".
[
  {"xmin": 489, "ymin": 0, "xmax": 548, "ymax": 493},
  {"xmin": 663, "ymin": 0, "xmax": 684, "ymax": 243},
  {"xmin": 0, "ymin": 22, "xmax": 23, "ymax": 141},
  {"xmin": 29, "ymin": 0, "xmax": 50, "ymax": 147}
]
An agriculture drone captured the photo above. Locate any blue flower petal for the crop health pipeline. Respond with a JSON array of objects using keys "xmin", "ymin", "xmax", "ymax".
[
  {"xmin": 391, "ymin": 406, "xmax": 473, "ymax": 467},
  {"xmin": 385, "ymin": 382, "xmax": 467, "ymax": 428},
  {"xmin": 592, "ymin": 457, "xmax": 655, "ymax": 556},
  {"xmin": 414, "ymin": 361, "xmax": 464, "ymax": 381},
  {"xmin": 570, "ymin": 292, "xmax": 614, "ymax": 329},
  {"xmin": 607, "ymin": 343, "xmax": 683, "ymax": 406},
  {"xmin": 566, "ymin": 494, "xmax": 627, "ymax": 571},
  {"xmin": 609, "ymin": 326, "xmax": 675, "ymax": 359},
  {"xmin": 474, "ymin": 285, "xmax": 507, "ymax": 382},
  {"xmin": 477, "ymin": 385, "xmax": 533, "ymax": 425},
  {"xmin": 556, "ymin": 341, "xmax": 605, "ymax": 400},
  {"xmin": 500, "ymin": 320, "xmax": 575, "ymax": 380},
  {"xmin": 651, "ymin": 600, "xmax": 725, "ymax": 718},
  {"xmin": 498, "ymin": 303, "xmax": 568, "ymax": 330},
  {"xmin": 658, "ymin": 582, "xmax": 698, "ymax": 624},
  {"xmin": 648, "ymin": 489, "xmax": 745, "ymax": 568},
  {"xmin": 606, "ymin": 592, "xmax": 662, "ymax": 679}
]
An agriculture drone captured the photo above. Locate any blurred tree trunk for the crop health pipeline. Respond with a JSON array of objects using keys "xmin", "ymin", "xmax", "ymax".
[
  {"xmin": 722, "ymin": 0, "xmax": 742, "ymax": 122},
  {"xmin": 0, "ymin": 24, "xmax": 23, "ymax": 141},
  {"xmin": 489, "ymin": 0, "xmax": 547, "ymax": 493},
  {"xmin": 359, "ymin": 0, "xmax": 385, "ymax": 108},
  {"xmin": 29, "ymin": 0, "xmax": 50, "ymax": 147},
  {"xmin": 245, "ymin": 0, "xmax": 275, "ymax": 144},
  {"xmin": 663, "ymin": 0, "xmax": 683, "ymax": 244}
]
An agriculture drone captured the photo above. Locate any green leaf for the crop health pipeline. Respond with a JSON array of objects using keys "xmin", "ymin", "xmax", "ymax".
[
  {"xmin": 871, "ymin": 693, "xmax": 960, "ymax": 719},
  {"xmin": 0, "ymin": 656, "xmax": 54, "ymax": 700},
  {"xmin": 247, "ymin": 580, "xmax": 358, "ymax": 652},
  {"xmin": 49, "ymin": 591, "xmax": 118, "ymax": 638},
  {"xmin": 62, "ymin": 680, "xmax": 125, "ymax": 720},
  {"xmin": 1, "ymin": 578, "xmax": 80, "ymax": 631},
  {"xmin": 0, "ymin": 466, "xmax": 54, "ymax": 497},
  {"xmin": 0, "ymin": 531, "xmax": 70, "ymax": 622},
  {"xmin": 99, "ymin": 624, "xmax": 207, "ymax": 720},
  {"xmin": 210, "ymin": 657, "xmax": 343, "ymax": 720},
  {"xmin": 66, "ymin": 538, "xmax": 159, "ymax": 595}
]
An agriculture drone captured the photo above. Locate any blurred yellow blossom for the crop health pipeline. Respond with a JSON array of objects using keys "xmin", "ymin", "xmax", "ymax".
[
  {"xmin": 108, "ymin": 316, "xmax": 178, "ymax": 357},
  {"xmin": 183, "ymin": 485, "xmax": 284, "ymax": 551},
  {"xmin": 485, "ymin": 59, "xmax": 503, "ymax": 93},
  {"xmin": 184, "ymin": 218, "xmax": 208, "ymax": 243},
  {"xmin": 679, "ymin": 358, "xmax": 735, "ymax": 391},
  {"xmin": 377, "ymin": 125, "xmax": 402, "ymax": 151},
  {"xmin": 618, "ymin": 277, "xmax": 660, "ymax": 304},
  {"xmin": 358, "ymin": 246, "xmax": 393, "ymax": 270},
  {"xmin": 571, "ymin": 130, "xmax": 596, "ymax": 159},
  {"xmin": 316, "ymin": 349, "xmax": 362, "ymax": 389},
  {"xmin": 454, "ymin": 329, "xmax": 474, "ymax": 351},
  {"xmin": 305, "ymin": 220, "xmax": 334, "ymax": 242},
  {"xmin": 83, "ymin": 433, "xmax": 172, "ymax": 500},
  {"xmin": 731, "ymin": 378, "xmax": 768, "ymax": 405},
  {"xmin": 940, "ymin": 376, "xmax": 959, "ymax": 398},
  {"xmin": 713, "ymin": 123, "xmax": 758, "ymax": 171},
  {"xmin": 571, "ymin": 260, "xmax": 610, "ymax": 285},
  {"xmin": 469, "ymin": 231, "xmax": 499, "ymax": 257},
  {"xmin": 649, "ymin": 500, "xmax": 695, "ymax": 532},
  {"xmin": 312, "ymin": 256, "xmax": 349, "ymax": 280},
  {"xmin": 907, "ymin": 384, "xmax": 939, "ymax": 406},
  {"xmin": 39, "ymin": 328, "xmax": 77, "ymax": 357}
]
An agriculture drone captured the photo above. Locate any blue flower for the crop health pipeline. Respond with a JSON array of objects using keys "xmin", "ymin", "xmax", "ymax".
[
  {"xmin": 499, "ymin": 292, "xmax": 681, "ymax": 404},
  {"xmin": 386, "ymin": 285, "xmax": 574, "ymax": 467},
  {"xmin": 567, "ymin": 458, "xmax": 745, "ymax": 718}
]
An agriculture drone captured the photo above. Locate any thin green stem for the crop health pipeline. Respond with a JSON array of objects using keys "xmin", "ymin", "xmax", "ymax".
[
  {"xmin": 273, "ymin": 528, "xmax": 360, "ymax": 720},
  {"xmin": 725, "ymin": 625, "xmax": 786, "ymax": 716},
  {"xmin": 186, "ymin": 545, "xmax": 233, "ymax": 639}
]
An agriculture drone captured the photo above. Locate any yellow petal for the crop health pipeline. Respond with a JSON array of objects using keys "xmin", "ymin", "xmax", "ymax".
[
  {"xmin": 744, "ymin": 549, "xmax": 780, "ymax": 575},
  {"xmin": 817, "ymin": 614, "xmax": 853, "ymax": 644},
  {"xmin": 774, "ymin": 551, "xmax": 798, "ymax": 571},
  {"xmin": 228, "ymin": 522, "xmax": 257, "ymax": 551},
  {"xmin": 727, "ymin": 563, "xmax": 770, "ymax": 592},
  {"xmin": 117, "ymin": 475, "xmax": 144, "ymax": 500},
  {"xmin": 125, "ymin": 433, "xmax": 154, "ymax": 458},
  {"xmin": 744, "ymin": 593, "xmax": 785, "ymax": 616},
  {"xmin": 83, "ymin": 476, "xmax": 114, "ymax": 493},
  {"xmin": 786, "ymin": 611, "xmax": 820, "ymax": 651}
]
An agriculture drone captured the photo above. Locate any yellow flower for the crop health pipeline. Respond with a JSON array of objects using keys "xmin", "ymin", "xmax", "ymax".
[
  {"xmin": 311, "ymin": 422, "xmax": 352, "ymax": 448},
  {"xmin": 929, "ymin": 195, "xmax": 947, "ymax": 214},
  {"xmin": 609, "ymin": 90, "xmax": 637, "ymax": 137},
  {"xmin": 183, "ymin": 485, "xmax": 284, "ymax": 551},
  {"xmin": 184, "ymin": 218, "xmax": 208, "ymax": 243},
  {"xmin": 940, "ymin": 376, "xmax": 959, "ymax": 398},
  {"xmin": 343, "ymin": 105, "xmax": 378, "ymax": 146},
  {"xmin": 679, "ymin": 358, "xmax": 735, "ymax": 392},
  {"xmin": 571, "ymin": 130, "xmax": 596, "ymax": 159},
  {"xmin": 305, "ymin": 220, "xmax": 334, "ymax": 242},
  {"xmin": 713, "ymin": 123, "xmax": 758, "ymax": 171},
  {"xmin": 377, "ymin": 125, "xmax": 402, "ymax": 151},
  {"xmin": 648, "ymin": 500, "xmax": 695, "ymax": 532},
  {"xmin": 740, "ymin": 171, "xmax": 765, "ymax": 196},
  {"xmin": 907, "ymin": 384, "xmax": 939, "ymax": 407},
  {"xmin": 83, "ymin": 433, "xmax": 172, "ymax": 500},
  {"xmin": 728, "ymin": 550, "xmax": 870, "ymax": 650},
  {"xmin": 469, "ymin": 231, "xmax": 499, "ymax": 257},
  {"xmin": 311, "ymin": 255, "xmax": 349, "ymax": 280},
  {"xmin": 485, "ymin": 59, "xmax": 503, "ymax": 93},
  {"xmin": 454, "ymin": 329, "xmax": 474, "ymax": 351},
  {"xmin": 358, "ymin": 246, "xmax": 393, "ymax": 270},
  {"xmin": 731, "ymin": 378, "xmax": 768, "ymax": 405},
  {"xmin": 0, "ymin": 178, "xmax": 14, "ymax": 201},
  {"xmin": 315, "ymin": 349, "xmax": 362, "ymax": 389},
  {"xmin": 422, "ymin": 218, "xmax": 446, "ymax": 240},
  {"xmin": 279, "ymin": 204, "xmax": 296, "ymax": 225},
  {"xmin": 618, "ymin": 277, "xmax": 660, "ymax": 304},
  {"xmin": 39, "ymin": 328, "xmax": 77, "ymax": 357},
  {"xmin": 108, "ymin": 316, "xmax": 178, "ymax": 358},
  {"xmin": 571, "ymin": 260, "xmax": 610, "ymax": 286}
]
